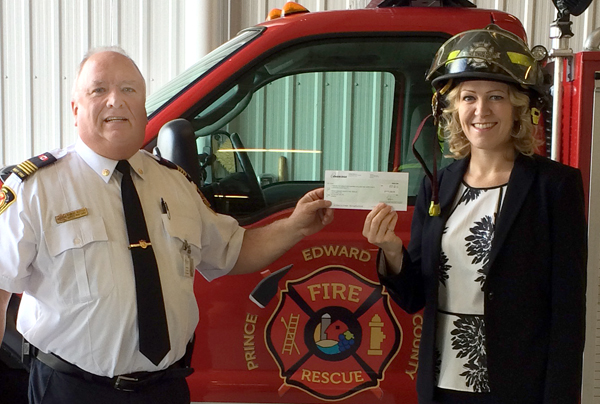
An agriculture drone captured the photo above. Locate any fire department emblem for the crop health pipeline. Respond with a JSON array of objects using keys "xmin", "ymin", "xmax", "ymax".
[
  {"xmin": 466, "ymin": 41, "xmax": 500, "ymax": 68},
  {"xmin": 0, "ymin": 185, "xmax": 16, "ymax": 216},
  {"xmin": 265, "ymin": 266, "xmax": 401, "ymax": 400}
]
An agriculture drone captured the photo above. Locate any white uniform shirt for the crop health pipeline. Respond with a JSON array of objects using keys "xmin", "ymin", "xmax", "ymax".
[{"xmin": 0, "ymin": 140, "xmax": 245, "ymax": 377}]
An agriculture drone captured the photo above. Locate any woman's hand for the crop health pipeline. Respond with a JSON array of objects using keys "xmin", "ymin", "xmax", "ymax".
[{"xmin": 362, "ymin": 203, "xmax": 404, "ymax": 274}]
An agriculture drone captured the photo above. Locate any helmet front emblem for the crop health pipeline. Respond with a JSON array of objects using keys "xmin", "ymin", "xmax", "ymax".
[{"xmin": 466, "ymin": 41, "xmax": 500, "ymax": 69}]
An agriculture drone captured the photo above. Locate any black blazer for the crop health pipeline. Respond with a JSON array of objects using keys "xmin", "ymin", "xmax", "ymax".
[{"xmin": 380, "ymin": 154, "xmax": 587, "ymax": 404}]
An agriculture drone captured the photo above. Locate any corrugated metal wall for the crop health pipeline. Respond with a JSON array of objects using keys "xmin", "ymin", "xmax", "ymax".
[
  {"xmin": 0, "ymin": 0, "xmax": 365, "ymax": 166},
  {"xmin": 1, "ymin": 0, "xmax": 600, "ymax": 167},
  {"xmin": 0, "ymin": 0, "xmax": 189, "ymax": 166},
  {"xmin": 474, "ymin": 0, "xmax": 600, "ymax": 52}
]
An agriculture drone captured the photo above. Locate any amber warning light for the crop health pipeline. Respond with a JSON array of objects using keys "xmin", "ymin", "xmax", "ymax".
[{"xmin": 267, "ymin": 2, "xmax": 310, "ymax": 21}]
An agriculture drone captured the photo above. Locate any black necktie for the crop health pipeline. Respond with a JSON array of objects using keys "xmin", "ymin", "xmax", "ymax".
[{"xmin": 116, "ymin": 160, "xmax": 170, "ymax": 365}]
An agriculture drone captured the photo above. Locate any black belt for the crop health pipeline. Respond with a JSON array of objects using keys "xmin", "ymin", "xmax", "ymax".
[{"xmin": 33, "ymin": 348, "xmax": 194, "ymax": 392}]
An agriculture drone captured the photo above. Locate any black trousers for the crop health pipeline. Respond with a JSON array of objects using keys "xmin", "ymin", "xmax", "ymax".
[
  {"xmin": 28, "ymin": 358, "xmax": 190, "ymax": 404},
  {"xmin": 418, "ymin": 388, "xmax": 500, "ymax": 404}
]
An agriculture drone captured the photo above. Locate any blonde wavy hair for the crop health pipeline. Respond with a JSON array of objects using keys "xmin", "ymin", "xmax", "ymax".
[{"xmin": 441, "ymin": 81, "xmax": 543, "ymax": 159}]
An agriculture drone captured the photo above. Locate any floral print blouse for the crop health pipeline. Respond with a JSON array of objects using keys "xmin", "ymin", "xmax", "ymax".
[{"xmin": 435, "ymin": 181, "xmax": 507, "ymax": 393}]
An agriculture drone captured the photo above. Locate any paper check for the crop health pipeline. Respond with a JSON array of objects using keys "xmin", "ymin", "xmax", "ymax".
[{"xmin": 324, "ymin": 170, "xmax": 409, "ymax": 211}]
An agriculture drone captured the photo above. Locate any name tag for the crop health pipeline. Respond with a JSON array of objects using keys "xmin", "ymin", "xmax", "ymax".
[{"xmin": 55, "ymin": 208, "xmax": 89, "ymax": 224}]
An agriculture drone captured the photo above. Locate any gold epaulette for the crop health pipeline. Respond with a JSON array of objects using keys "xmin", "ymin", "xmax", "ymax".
[
  {"xmin": 156, "ymin": 157, "xmax": 194, "ymax": 183},
  {"xmin": 156, "ymin": 157, "xmax": 215, "ymax": 213},
  {"xmin": 11, "ymin": 152, "xmax": 57, "ymax": 181}
]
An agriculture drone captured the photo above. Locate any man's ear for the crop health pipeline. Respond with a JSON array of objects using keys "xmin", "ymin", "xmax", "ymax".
[{"xmin": 71, "ymin": 100, "xmax": 78, "ymax": 127}]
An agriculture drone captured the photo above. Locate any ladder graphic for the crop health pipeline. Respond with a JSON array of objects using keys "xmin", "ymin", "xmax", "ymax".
[{"xmin": 281, "ymin": 314, "xmax": 301, "ymax": 355}]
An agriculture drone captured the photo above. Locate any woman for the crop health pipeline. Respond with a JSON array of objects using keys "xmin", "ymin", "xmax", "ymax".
[{"xmin": 363, "ymin": 25, "xmax": 587, "ymax": 404}]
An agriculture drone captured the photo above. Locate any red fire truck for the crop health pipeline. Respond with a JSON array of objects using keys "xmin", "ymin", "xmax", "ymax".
[{"xmin": 1, "ymin": 0, "xmax": 597, "ymax": 403}]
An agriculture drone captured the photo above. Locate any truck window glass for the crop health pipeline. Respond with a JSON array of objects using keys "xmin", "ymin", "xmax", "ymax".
[
  {"xmin": 189, "ymin": 37, "xmax": 451, "ymax": 220},
  {"xmin": 146, "ymin": 28, "xmax": 263, "ymax": 116}
]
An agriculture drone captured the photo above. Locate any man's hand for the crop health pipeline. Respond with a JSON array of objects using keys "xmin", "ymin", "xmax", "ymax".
[
  {"xmin": 230, "ymin": 188, "xmax": 333, "ymax": 275},
  {"xmin": 288, "ymin": 188, "xmax": 334, "ymax": 237},
  {"xmin": 363, "ymin": 203, "xmax": 403, "ymax": 274},
  {"xmin": 0, "ymin": 289, "xmax": 11, "ymax": 344}
]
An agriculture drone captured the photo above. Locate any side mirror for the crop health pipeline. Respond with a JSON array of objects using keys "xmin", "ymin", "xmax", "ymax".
[{"xmin": 157, "ymin": 119, "xmax": 204, "ymax": 189}]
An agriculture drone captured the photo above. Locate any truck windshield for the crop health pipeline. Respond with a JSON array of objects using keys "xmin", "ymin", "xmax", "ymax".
[
  {"xmin": 178, "ymin": 36, "xmax": 453, "ymax": 219},
  {"xmin": 146, "ymin": 28, "xmax": 263, "ymax": 116}
]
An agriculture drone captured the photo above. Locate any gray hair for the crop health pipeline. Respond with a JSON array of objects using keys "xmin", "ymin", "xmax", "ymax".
[{"xmin": 72, "ymin": 46, "xmax": 144, "ymax": 97}]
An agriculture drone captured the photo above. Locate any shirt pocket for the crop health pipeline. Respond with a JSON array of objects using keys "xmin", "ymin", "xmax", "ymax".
[
  {"xmin": 43, "ymin": 215, "xmax": 112, "ymax": 304},
  {"xmin": 161, "ymin": 214, "xmax": 202, "ymax": 274}
]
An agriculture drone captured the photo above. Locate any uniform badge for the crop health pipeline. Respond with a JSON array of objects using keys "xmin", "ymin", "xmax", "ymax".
[{"xmin": 0, "ymin": 185, "xmax": 16, "ymax": 216}]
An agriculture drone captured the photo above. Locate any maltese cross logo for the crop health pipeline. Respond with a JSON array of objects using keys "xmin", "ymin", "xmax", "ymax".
[
  {"xmin": 467, "ymin": 41, "xmax": 500, "ymax": 69},
  {"xmin": 265, "ymin": 266, "xmax": 401, "ymax": 400}
]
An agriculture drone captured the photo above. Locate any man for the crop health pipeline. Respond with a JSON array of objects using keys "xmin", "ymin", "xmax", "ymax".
[{"xmin": 0, "ymin": 47, "xmax": 333, "ymax": 403}]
